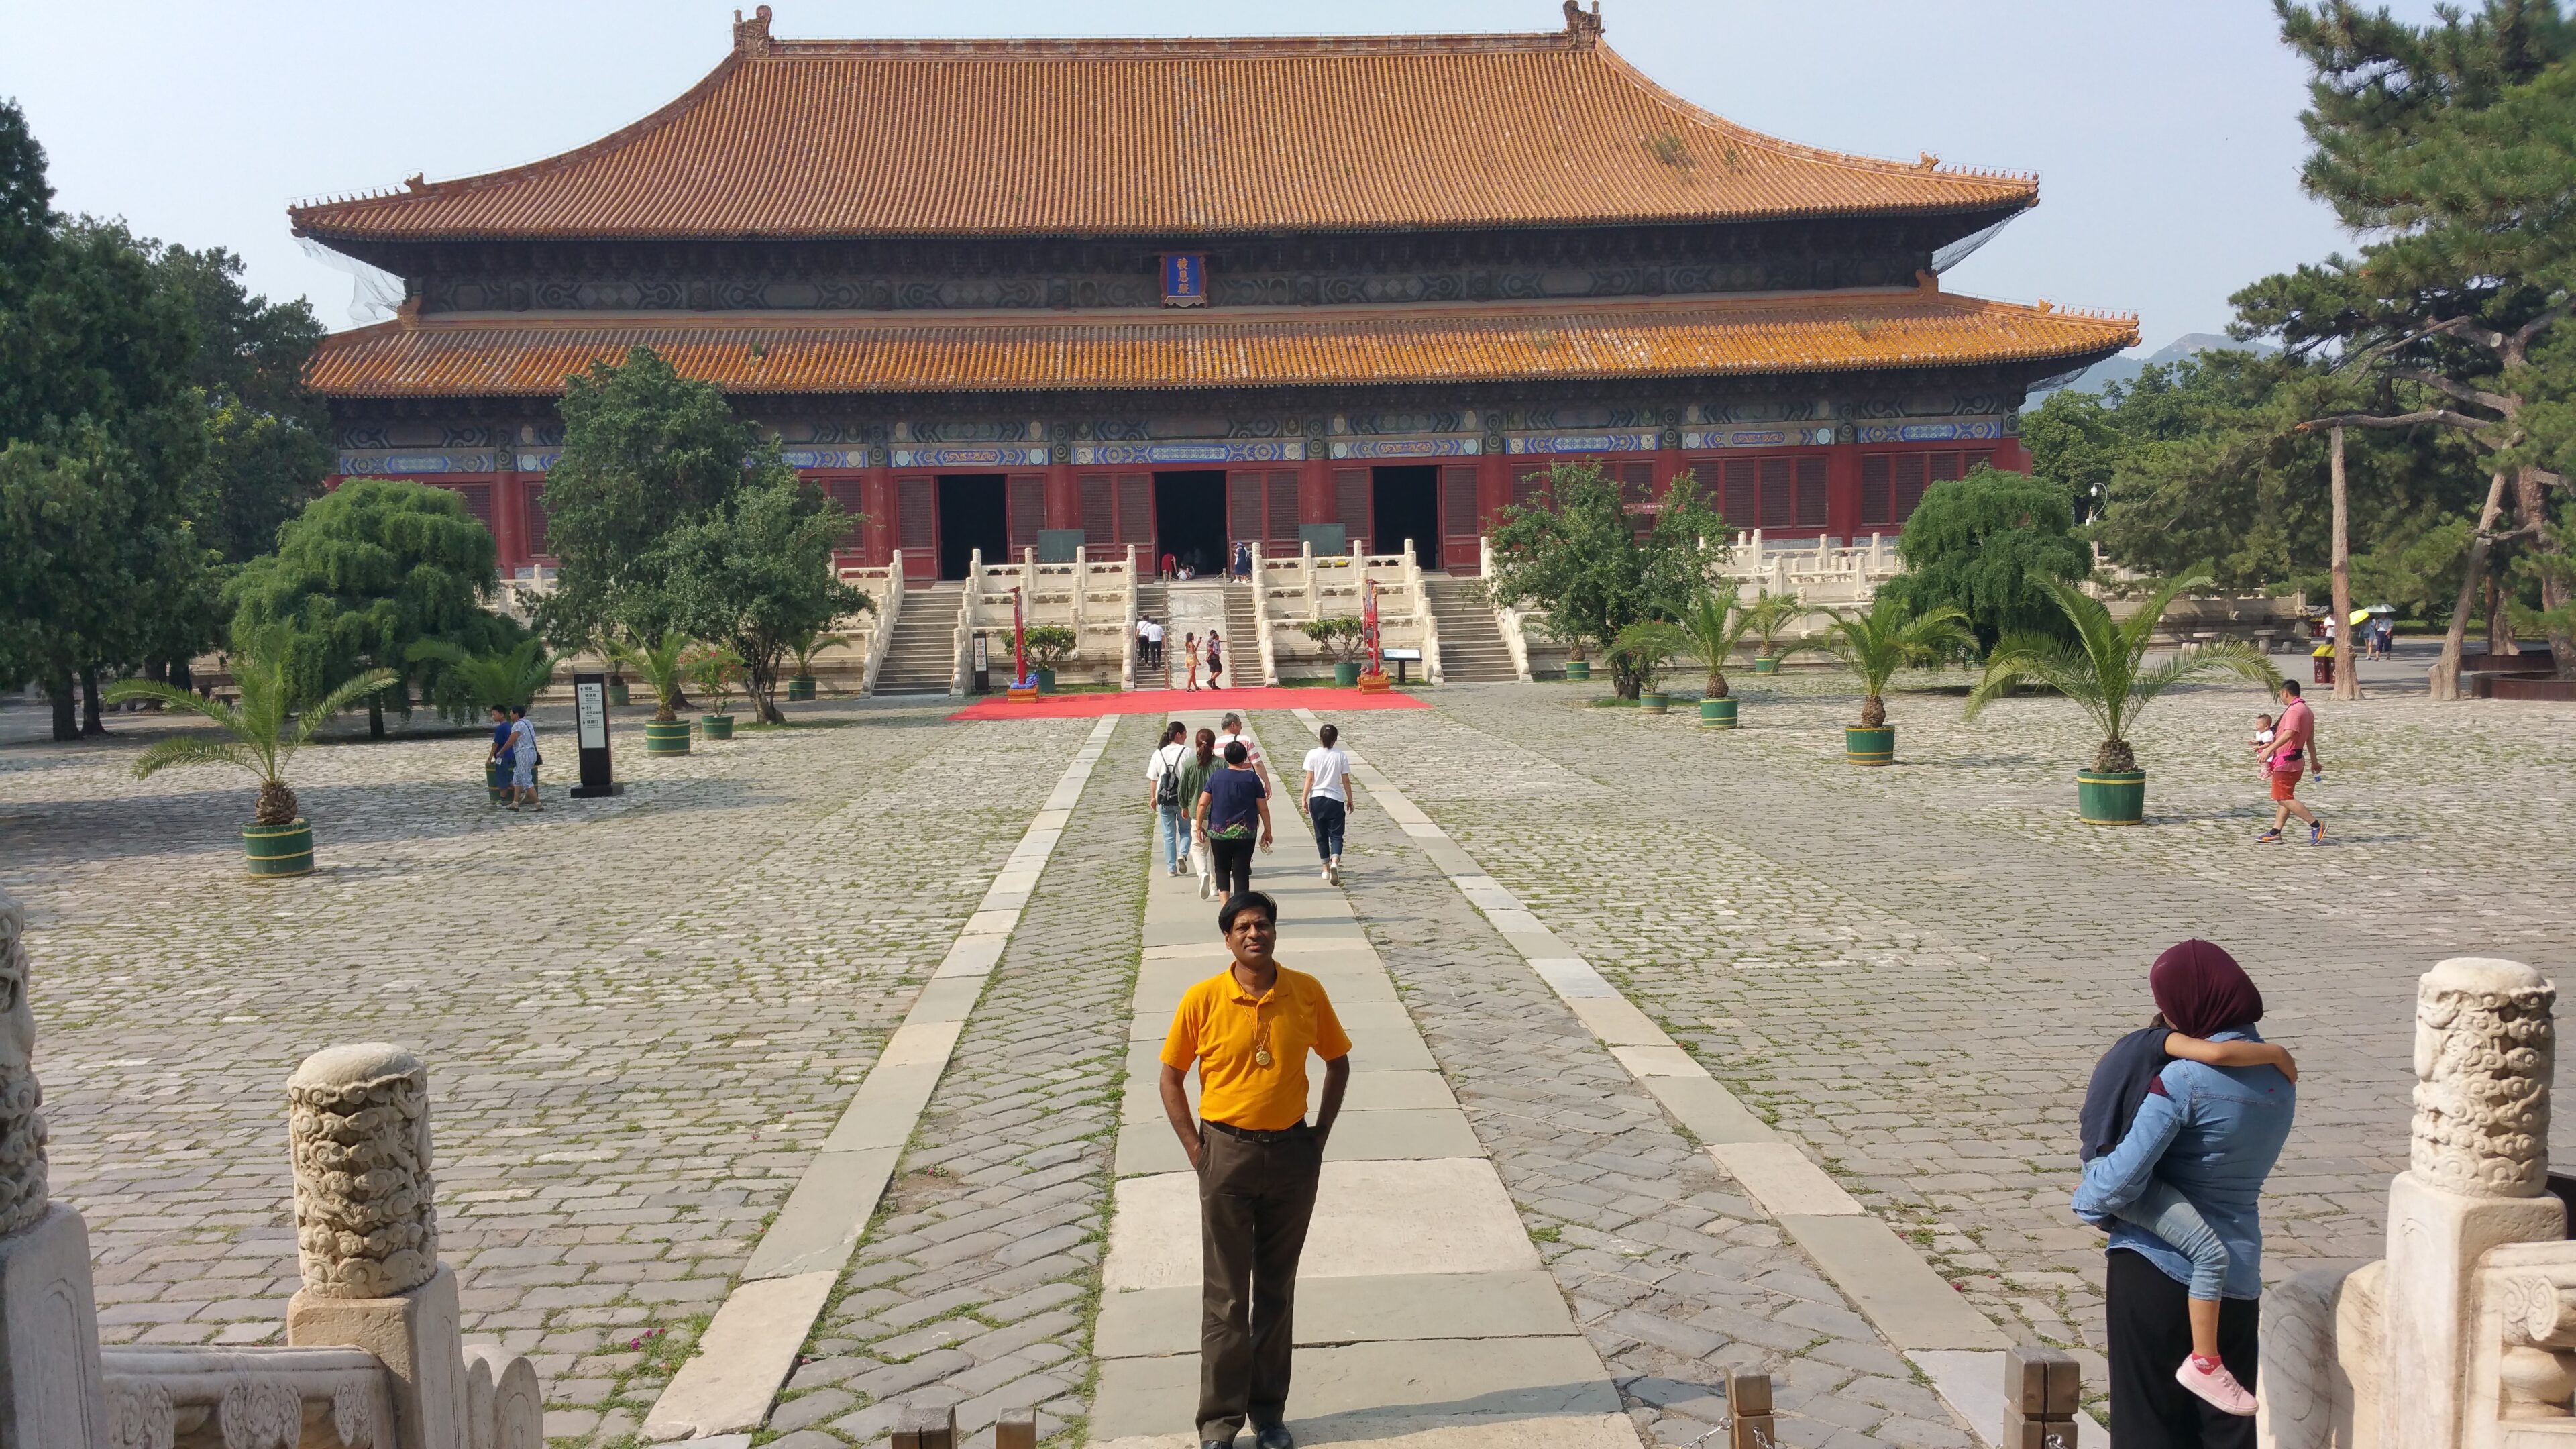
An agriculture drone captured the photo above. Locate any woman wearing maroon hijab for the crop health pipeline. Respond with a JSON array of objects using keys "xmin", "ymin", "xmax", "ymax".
[{"xmin": 2074, "ymin": 941, "xmax": 2296, "ymax": 1447}]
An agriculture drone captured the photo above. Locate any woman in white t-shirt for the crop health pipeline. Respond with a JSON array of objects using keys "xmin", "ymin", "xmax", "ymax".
[{"xmin": 1301, "ymin": 722, "xmax": 1354, "ymax": 885}]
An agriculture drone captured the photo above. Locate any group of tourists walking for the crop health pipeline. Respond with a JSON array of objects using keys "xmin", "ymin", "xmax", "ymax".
[
  {"xmin": 1145, "ymin": 712, "xmax": 1351, "ymax": 899},
  {"xmin": 1136, "ymin": 616, "xmax": 1228, "ymax": 690}
]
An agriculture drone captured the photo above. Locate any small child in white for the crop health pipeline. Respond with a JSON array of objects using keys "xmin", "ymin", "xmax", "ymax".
[{"xmin": 2249, "ymin": 714, "xmax": 2275, "ymax": 773}]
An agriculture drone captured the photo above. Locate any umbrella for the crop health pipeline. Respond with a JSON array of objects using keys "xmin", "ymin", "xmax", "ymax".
[
  {"xmin": 2369, "ymin": 603, "xmax": 2396, "ymax": 614},
  {"xmin": 2349, "ymin": 608, "xmax": 2371, "ymax": 624}
]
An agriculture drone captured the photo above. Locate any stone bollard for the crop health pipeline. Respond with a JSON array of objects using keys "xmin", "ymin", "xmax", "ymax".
[
  {"xmin": 2001, "ymin": 1346, "xmax": 2080, "ymax": 1448},
  {"xmin": 2384, "ymin": 958, "xmax": 2566, "ymax": 1449},
  {"xmin": 1725, "ymin": 1369, "xmax": 1775, "ymax": 1448},
  {"xmin": 283, "ymin": 1042, "xmax": 473, "ymax": 1449},
  {"xmin": 893, "ymin": 1403, "xmax": 957, "ymax": 1449},
  {"xmin": 0, "ymin": 886, "xmax": 111, "ymax": 1448},
  {"xmin": 994, "ymin": 1407, "xmax": 1038, "ymax": 1449}
]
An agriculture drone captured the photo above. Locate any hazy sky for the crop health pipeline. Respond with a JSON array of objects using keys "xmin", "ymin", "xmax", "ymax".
[{"xmin": 3, "ymin": 1, "xmax": 2443, "ymax": 352}]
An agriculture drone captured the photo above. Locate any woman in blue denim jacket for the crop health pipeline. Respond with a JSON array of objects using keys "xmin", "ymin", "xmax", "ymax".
[{"xmin": 2074, "ymin": 941, "xmax": 2295, "ymax": 1448}]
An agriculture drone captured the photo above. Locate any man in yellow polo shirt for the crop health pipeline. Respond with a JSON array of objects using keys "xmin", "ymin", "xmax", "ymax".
[{"xmin": 1159, "ymin": 890, "xmax": 1352, "ymax": 1449}]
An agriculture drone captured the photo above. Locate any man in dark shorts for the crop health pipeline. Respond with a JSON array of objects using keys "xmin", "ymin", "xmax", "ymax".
[{"xmin": 2257, "ymin": 679, "xmax": 2324, "ymax": 845}]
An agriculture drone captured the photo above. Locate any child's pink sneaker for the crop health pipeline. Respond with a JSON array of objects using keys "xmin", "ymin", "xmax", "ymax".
[{"xmin": 2176, "ymin": 1356, "xmax": 2257, "ymax": 1416}]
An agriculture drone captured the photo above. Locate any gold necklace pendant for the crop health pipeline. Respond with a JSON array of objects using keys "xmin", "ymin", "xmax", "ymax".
[{"xmin": 1254, "ymin": 1047, "xmax": 1273, "ymax": 1067}]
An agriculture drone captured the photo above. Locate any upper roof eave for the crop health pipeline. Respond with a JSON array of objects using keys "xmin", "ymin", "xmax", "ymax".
[{"xmin": 287, "ymin": 17, "xmax": 2037, "ymax": 246}]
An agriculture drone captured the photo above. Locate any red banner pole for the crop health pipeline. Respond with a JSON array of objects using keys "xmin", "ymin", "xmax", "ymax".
[
  {"xmin": 1362, "ymin": 578, "xmax": 1384, "ymax": 688},
  {"xmin": 1013, "ymin": 589, "xmax": 1028, "ymax": 686}
]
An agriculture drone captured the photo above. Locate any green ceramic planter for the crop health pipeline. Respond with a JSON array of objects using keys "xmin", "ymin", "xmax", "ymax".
[
  {"xmin": 643, "ymin": 720, "xmax": 692, "ymax": 755},
  {"xmin": 1752, "ymin": 656, "xmax": 1780, "ymax": 675},
  {"xmin": 1334, "ymin": 661, "xmax": 1362, "ymax": 686},
  {"xmin": 1639, "ymin": 692, "xmax": 1670, "ymax": 715},
  {"xmin": 700, "ymin": 713, "xmax": 735, "ymax": 741},
  {"xmin": 2077, "ymin": 769, "xmax": 2147, "ymax": 826},
  {"xmin": 1564, "ymin": 659, "xmax": 1591, "ymax": 681},
  {"xmin": 787, "ymin": 676, "xmax": 816, "ymax": 702},
  {"xmin": 1845, "ymin": 725, "xmax": 1894, "ymax": 766},
  {"xmin": 606, "ymin": 680, "xmax": 630, "ymax": 706},
  {"xmin": 1035, "ymin": 667, "xmax": 1057, "ymax": 692},
  {"xmin": 1699, "ymin": 698, "xmax": 1739, "ymax": 728},
  {"xmin": 244, "ymin": 819, "xmax": 313, "ymax": 879}
]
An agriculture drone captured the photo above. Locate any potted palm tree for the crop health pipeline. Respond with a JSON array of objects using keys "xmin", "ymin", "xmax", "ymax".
[
  {"xmin": 684, "ymin": 644, "xmax": 747, "ymax": 739},
  {"xmin": 1817, "ymin": 595, "xmax": 1974, "ymax": 765},
  {"xmin": 1966, "ymin": 574, "xmax": 2282, "ymax": 824},
  {"xmin": 783, "ymin": 628, "xmax": 846, "ymax": 702},
  {"xmin": 1678, "ymin": 583, "xmax": 1756, "ymax": 727},
  {"xmin": 411, "ymin": 637, "xmax": 559, "ymax": 799},
  {"xmin": 1743, "ymin": 591, "xmax": 1807, "ymax": 674},
  {"xmin": 1610, "ymin": 620, "xmax": 1686, "ymax": 714},
  {"xmin": 612, "ymin": 631, "xmax": 695, "ymax": 755},
  {"xmin": 103, "ymin": 643, "xmax": 396, "ymax": 878}
]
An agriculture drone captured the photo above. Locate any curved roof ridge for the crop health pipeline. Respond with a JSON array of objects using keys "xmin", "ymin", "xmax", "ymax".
[
  {"xmin": 1585, "ymin": 43, "xmax": 2037, "ymax": 192},
  {"xmin": 291, "ymin": 21, "xmax": 2041, "ymax": 241}
]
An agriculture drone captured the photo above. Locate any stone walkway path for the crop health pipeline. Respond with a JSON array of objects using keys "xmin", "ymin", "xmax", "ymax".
[{"xmin": 1091, "ymin": 708, "xmax": 1633, "ymax": 1449}]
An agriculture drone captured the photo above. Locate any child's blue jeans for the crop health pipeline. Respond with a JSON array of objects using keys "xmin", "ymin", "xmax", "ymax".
[{"xmin": 2118, "ymin": 1179, "xmax": 2230, "ymax": 1300}]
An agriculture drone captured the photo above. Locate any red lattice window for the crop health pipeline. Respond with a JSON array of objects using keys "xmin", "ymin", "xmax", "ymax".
[
  {"xmin": 1116, "ymin": 474, "xmax": 1152, "ymax": 545},
  {"xmin": 1333, "ymin": 468, "xmax": 1370, "ymax": 549},
  {"xmin": 823, "ymin": 478, "xmax": 865, "ymax": 549},
  {"xmin": 1006, "ymin": 474, "xmax": 1044, "ymax": 552},
  {"xmin": 1078, "ymin": 474, "xmax": 1116, "ymax": 544}
]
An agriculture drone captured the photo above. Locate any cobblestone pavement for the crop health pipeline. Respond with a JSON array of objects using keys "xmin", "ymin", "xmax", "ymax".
[
  {"xmin": 1299, "ymin": 672, "xmax": 2576, "ymax": 1393},
  {"xmin": 1253, "ymin": 707, "xmax": 1978, "ymax": 1449},
  {"xmin": 763, "ymin": 713, "xmax": 1151, "ymax": 1449},
  {"xmin": 0, "ymin": 698, "xmax": 1091, "ymax": 1446}
]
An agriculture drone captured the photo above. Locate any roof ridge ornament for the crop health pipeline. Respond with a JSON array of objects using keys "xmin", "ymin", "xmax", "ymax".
[
  {"xmin": 734, "ymin": 5, "xmax": 774, "ymax": 56},
  {"xmin": 1562, "ymin": 0, "xmax": 1603, "ymax": 46}
]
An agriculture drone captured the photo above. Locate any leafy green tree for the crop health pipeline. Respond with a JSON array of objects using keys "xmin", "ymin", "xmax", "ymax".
[
  {"xmin": 657, "ymin": 470, "xmax": 864, "ymax": 721},
  {"xmin": 158, "ymin": 244, "xmax": 331, "ymax": 564},
  {"xmin": 226, "ymin": 478, "xmax": 522, "ymax": 737},
  {"xmin": 1485, "ymin": 459, "xmax": 1726, "ymax": 698},
  {"xmin": 1876, "ymin": 466, "xmax": 2090, "ymax": 653},
  {"xmin": 537, "ymin": 347, "xmax": 767, "ymax": 650},
  {"xmin": 1815, "ymin": 596, "xmax": 1974, "ymax": 729},
  {"xmin": 1966, "ymin": 574, "xmax": 2282, "ymax": 775},
  {"xmin": 2236, "ymin": 0, "xmax": 2576, "ymax": 684},
  {"xmin": 102, "ymin": 633, "xmax": 395, "ymax": 826},
  {"xmin": 538, "ymin": 347, "xmax": 861, "ymax": 719}
]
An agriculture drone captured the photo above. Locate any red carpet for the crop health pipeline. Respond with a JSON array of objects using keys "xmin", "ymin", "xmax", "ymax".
[{"xmin": 947, "ymin": 686, "xmax": 1429, "ymax": 721}]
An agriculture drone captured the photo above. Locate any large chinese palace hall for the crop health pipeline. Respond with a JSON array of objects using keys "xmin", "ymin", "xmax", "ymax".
[{"xmin": 293, "ymin": 3, "xmax": 2136, "ymax": 580}]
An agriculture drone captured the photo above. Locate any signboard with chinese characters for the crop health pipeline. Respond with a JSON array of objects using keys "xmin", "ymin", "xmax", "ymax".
[
  {"xmin": 1160, "ymin": 253, "xmax": 1208, "ymax": 307},
  {"xmin": 570, "ymin": 672, "xmax": 619, "ymax": 798}
]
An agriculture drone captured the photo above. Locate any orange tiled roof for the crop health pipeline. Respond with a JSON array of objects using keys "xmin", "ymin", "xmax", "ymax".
[
  {"xmin": 289, "ymin": 17, "xmax": 2035, "ymax": 241},
  {"xmin": 303, "ymin": 290, "xmax": 2137, "ymax": 398}
]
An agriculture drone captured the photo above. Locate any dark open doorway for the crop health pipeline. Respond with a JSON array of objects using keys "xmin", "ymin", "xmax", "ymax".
[
  {"xmin": 1372, "ymin": 465, "xmax": 1440, "ymax": 571},
  {"xmin": 936, "ymin": 474, "xmax": 1006, "ymax": 580},
  {"xmin": 1153, "ymin": 470, "xmax": 1226, "ymax": 576}
]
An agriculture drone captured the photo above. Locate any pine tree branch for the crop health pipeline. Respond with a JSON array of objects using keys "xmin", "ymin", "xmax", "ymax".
[
  {"xmin": 2504, "ymin": 298, "xmax": 2573, "ymax": 368},
  {"xmin": 2380, "ymin": 368, "xmax": 2516, "ymax": 417},
  {"xmin": 2295, "ymin": 410, "xmax": 2506, "ymax": 447}
]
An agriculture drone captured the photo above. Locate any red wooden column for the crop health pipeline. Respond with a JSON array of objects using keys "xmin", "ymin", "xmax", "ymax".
[
  {"xmin": 491, "ymin": 471, "xmax": 527, "ymax": 571},
  {"xmin": 1824, "ymin": 443, "xmax": 1862, "ymax": 545},
  {"xmin": 1477, "ymin": 447, "xmax": 1507, "ymax": 531},
  {"xmin": 1044, "ymin": 458, "xmax": 1078, "ymax": 531},
  {"xmin": 863, "ymin": 465, "xmax": 895, "ymax": 566},
  {"xmin": 1992, "ymin": 436, "xmax": 2033, "ymax": 474},
  {"xmin": 1299, "ymin": 451, "xmax": 1332, "ymax": 525}
]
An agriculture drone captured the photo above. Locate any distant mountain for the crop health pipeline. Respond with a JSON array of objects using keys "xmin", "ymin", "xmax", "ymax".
[{"xmin": 2027, "ymin": 333, "xmax": 2278, "ymax": 403}]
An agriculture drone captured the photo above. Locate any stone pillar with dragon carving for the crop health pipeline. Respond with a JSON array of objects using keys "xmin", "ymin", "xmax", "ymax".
[
  {"xmin": 0, "ymin": 885, "xmax": 113, "ymax": 1448},
  {"xmin": 281, "ymin": 1042, "xmax": 542, "ymax": 1449},
  {"xmin": 2384, "ymin": 957, "xmax": 2567, "ymax": 1449}
]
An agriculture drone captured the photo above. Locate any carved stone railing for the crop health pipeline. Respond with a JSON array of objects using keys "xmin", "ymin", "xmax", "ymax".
[
  {"xmin": 2257, "ymin": 957, "xmax": 2571, "ymax": 1449},
  {"xmin": 0, "ymin": 885, "xmax": 545, "ymax": 1449}
]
